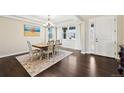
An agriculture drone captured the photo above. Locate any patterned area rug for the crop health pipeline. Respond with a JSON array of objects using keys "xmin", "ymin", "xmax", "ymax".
[{"xmin": 16, "ymin": 50, "xmax": 72, "ymax": 77}]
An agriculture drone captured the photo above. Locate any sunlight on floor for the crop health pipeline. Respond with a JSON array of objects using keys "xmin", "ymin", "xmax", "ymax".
[
  {"xmin": 66, "ymin": 55, "xmax": 78, "ymax": 73},
  {"xmin": 89, "ymin": 56, "xmax": 96, "ymax": 76}
]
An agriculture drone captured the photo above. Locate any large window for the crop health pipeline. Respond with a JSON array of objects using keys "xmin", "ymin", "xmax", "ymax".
[
  {"xmin": 68, "ymin": 26, "xmax": 76, "ymax": 40},
  {"xmin": 62, "ymin": 26, "xmax": 76, "ymax": 40},
  {"xmin": 48, "ymin": 27, "xmax": 53, "ymax": 40}
]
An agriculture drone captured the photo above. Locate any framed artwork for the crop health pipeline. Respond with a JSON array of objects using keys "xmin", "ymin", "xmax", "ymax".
[{"xmin": 24, "ymin": 24, "xmax": 41, "ymax": 36}]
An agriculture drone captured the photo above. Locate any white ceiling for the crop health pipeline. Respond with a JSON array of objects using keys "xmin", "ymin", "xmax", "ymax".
[
  {"xmin": 30, "ymin": 15, "xmax": 76, "ymax": 24},
  {"xmin": 15, "ymin": 15, "xmax": 84, "ymax": 24},
  {"xmin": 2, "ymin": 15, "xmax": 97, "ymax": 25}
]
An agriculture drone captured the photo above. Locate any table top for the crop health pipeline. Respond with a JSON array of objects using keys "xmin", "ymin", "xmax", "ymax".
[
  {"xmin": 32, "ymin": 43, "xmax": 62, "ymax": 49},
  {"xmin": 32, "ymin": 43, "xmax": 48, "ymax": 49}
]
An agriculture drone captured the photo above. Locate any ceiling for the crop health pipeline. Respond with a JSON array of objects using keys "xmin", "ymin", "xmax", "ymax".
[
  {"xmin": 30, "ymin": 15, "xmax": 77, "ymax": 24},
  {"xmin": 2, "ymin": 15, "xmax": 97, "ymax": 25}
]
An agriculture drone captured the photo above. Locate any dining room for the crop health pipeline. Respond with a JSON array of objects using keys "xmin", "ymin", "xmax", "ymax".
[{"xmin": 0, "ymin": 15, "xmax": 84, "ymax": 76}]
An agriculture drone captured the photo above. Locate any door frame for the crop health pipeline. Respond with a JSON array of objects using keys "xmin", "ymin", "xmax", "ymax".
[{"xmin": 88, "ymin": 16, "xmax": 117, "ymax": 59}]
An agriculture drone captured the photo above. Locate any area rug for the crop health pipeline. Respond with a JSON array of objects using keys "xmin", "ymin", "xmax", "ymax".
[{"xmin": 16, "ymin": 50, "xmax": 72, "ymax": 77}]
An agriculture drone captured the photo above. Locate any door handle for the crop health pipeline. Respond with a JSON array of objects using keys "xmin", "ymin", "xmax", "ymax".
[{"xmin": 96, "ymin": 38, "xmax": 98, "ymax": 42}]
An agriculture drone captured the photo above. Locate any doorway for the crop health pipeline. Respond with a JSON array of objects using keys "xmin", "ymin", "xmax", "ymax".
[{"xmin": 89, "ymin": 16, "xmax": 117, "ymax": 58}]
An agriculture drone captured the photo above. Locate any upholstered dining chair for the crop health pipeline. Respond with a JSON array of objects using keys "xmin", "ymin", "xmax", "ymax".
[
  {"xmin": 50, "ymin": 40, "xmax": 54, "ymax": 44},
  {"xmin": 43, "ymin": 41, "xmax": 54, "ymax": 59},
  {"xmin": 27, "ymin": 41, "xmax": 41, "ymax": 61},
  {"xmin": 47, "ymin": 40, "xmax": 54, "ymax": 45},
  {"xmin": 54, "ymin": 40, "xmax": 61, "ymax": 54}
]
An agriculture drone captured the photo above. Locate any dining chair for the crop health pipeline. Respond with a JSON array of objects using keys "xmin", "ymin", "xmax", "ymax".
[
  {"xmin": 54, "ymin": 40, "xmax": 61, "ymax": 54},
  {"xmin": 50, "ymin": 40, "xmax": 54, "ymax": 44},
  {"xmin": 55, "ymin": 40, "xmax": 61, "ymax": 44},
  {"xmin": 47, "ymin": 40, "xmax": 54, "ymax": 45},
  {"xmin": 43, "ymin": 41, "xmax": 54, "ymax": 59},
  {"xmin": 27, "ymin": 41, "xmax": 41, "ymax": 61}
]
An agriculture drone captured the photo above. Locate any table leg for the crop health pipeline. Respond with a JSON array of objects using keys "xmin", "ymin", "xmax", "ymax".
[{"xmin": 40, "ymin": 49, "xmax": 43, "ymax": 60}]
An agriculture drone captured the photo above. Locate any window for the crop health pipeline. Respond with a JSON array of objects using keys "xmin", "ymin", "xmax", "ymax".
[
  {"xmin": 48, "ymin": 27, "xmax": 52, "ymax": 40},
  {"xmin": 62, "ymin": 27, "xmax": 67, "ymax": 39},
  {"xmin": 69, "ymin": 26, "xmax": 76, "ymax": 30},
  {"xmin": 68, "ymin": 26, "xmax": 76, "ymax": 40}
]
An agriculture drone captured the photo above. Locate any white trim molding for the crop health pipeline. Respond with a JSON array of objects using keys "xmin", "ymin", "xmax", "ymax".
[
  {"xmin": 81, "ymin": 51, "xmax": 86, "ymax": 54},
  {"xmin": 0, "ymin": 50, "xmax": 28, "ymax": 58},
  {"xmin": 1, "ymin": 15, "xmax": 43, "ymax": 26},
  {"xmin": 81, "ymin": 51, "xmax": 92, "ymax": 54}
]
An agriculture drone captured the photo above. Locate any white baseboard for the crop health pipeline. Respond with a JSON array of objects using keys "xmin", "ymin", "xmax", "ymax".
[
  {"xmin": 115, "ymin": 56, "xmax": 120, "ymax": 60},
  {"xmin": 81, "ymin": 51, "xmax": 92, "ymax": 54},
  {"xmin": 85, "ymin": 51, "xmax": 91, "ymax": 54},
  {"xmin": 61, "ymin": 46, "xmax": 81, "ymax": 51},
  {"xmin": 0, "ymin": 50, "xmax": 28, "ymax": 58},
  {"xmin": 81, "ymin": 51, "xmax": 86, "ymax": 54}
]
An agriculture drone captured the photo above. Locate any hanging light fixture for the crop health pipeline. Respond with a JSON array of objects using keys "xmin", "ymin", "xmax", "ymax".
[{"xmin": 43, "ymin": 15, "xmax": 54, "ymax": 28}]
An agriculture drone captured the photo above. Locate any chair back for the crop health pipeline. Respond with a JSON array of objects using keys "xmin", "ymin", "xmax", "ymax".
[
  {"xmin": 27, "ymin": 41, "xmax": 33, "ymax": 55},
  {"xmin": 55, "ymin": 40, "xmax": 61, "ymax": 52},
  {"xmin": 55, "ymin": 40, "xmax": 61, "ymax": 45},
  {"xmin": 50, "ymin": 40, "xmax": 54, "ymax": 43},
  {"xmin": 47, "ymin": 40, "xmax": 54, "ymax": 45},
  {"xmin": 48, "ymin": 41, "xmax": 54, "ymax": 52}
]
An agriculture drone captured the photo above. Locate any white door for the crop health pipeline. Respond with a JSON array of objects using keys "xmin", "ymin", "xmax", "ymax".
[{"xmin": 95, "ymin": 16, "xmax": 117, "ymax": 58}]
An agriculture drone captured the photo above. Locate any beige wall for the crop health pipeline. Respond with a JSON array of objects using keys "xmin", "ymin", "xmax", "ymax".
[
  {"xmin": 117, "ymin": 16, "xmax": 124, "ymax": 55},
  {"xmin": 0, "ymin": 17, "xmax": 45, "ymax": 58}
]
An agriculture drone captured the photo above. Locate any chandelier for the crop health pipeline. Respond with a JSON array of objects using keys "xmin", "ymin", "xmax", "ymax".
[{"xmin": 44, "ymin": 15, "xmax": 54, "ymax": 28}]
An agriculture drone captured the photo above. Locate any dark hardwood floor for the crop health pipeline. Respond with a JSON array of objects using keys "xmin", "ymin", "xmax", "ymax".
[{"xmin": 0, "ymin": 50, "xmax": 121, "ymax": 77}]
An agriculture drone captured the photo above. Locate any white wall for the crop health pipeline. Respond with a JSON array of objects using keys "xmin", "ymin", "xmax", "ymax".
[
  {"xmin": 80, "ymin": 22, "xmax": 85, "ymax": 53},
  {"xmin": 83, "ymin": 19, "xmax": 89, "ymax": 53},
  {"xmin": 0, "ymin": 17, "xmax": 45, "ymax": 58},
  {"xmin": 56, "ymin": 21, "xmax": 84, "ymax": 50},
  {"xmin": 57, "ymin": 26, "xmax": 75, "ymax": 49}
]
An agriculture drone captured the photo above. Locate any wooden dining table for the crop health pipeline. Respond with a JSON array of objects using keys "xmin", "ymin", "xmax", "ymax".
[
  {"xmin": 32, "ymin": 43, "xmax": 49, "ymax": 60},
  {"xmin": 32, "ymin": 43, "xmax": 62, "ymax": 49},
  {"xmin": 32, "ymin": 43, "xmax": 48, "ymax": 49},
  {"xmin": 32, "ymin": 42, "xmax": 62, "ymax": 60}
]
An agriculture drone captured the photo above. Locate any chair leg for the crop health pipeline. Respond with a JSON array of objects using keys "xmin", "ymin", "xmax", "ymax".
[
  {"xmin": 47, "ymin": 53, "xmax": 49, "ymax": 60},
  {"xmin": 40, "ymin": 50, "xmax": 42, "ymax": 60},
  {"xmin": 58, "ymin": 48, "xmax": 59, "ymax": 54},
  {"xmin": 51, "ymin": 52, "xmax": 53, "ymax": 57},
  {"xmin": 40, "ymin": 54, "xmax": 42, "ymax": 60},
  {"xmin": 54, "ymin": 51, "xmax": 55, "ymax": 55},
  {"xmin": 29, "ymin": 53, "xmax": 33, "ymax": 61},
  {"xmin": 31, "ymin": 56, "xmax": 33, "ymax": 61}
]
